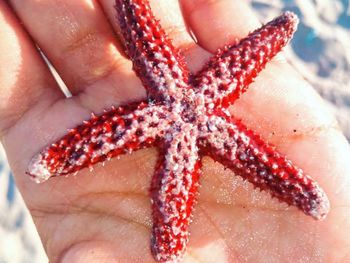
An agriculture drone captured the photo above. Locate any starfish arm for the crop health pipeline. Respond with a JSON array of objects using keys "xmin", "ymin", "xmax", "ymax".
[
  {"xmin": 27, "ymin": 103, "xmax": 169, "ymax": 183},
  {"xmin": 194, "ymin": 12, "xmax": 298, "ymax": 108},
  {"xmin": 150, "ymin": 126, "xmax": 201, "ymax": 262},
  {"xmin": 115, "ymin": 0, "xmax": 189, "ymax": 102},
  {"xmin": 199, "ymin": 114, "xmax": 330, "ymax": 220}
]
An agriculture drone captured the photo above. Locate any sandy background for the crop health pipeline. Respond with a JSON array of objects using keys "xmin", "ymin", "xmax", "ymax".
[{"xmin": 0, "ymin": 0, "xmax": 349, "ymax": 262}]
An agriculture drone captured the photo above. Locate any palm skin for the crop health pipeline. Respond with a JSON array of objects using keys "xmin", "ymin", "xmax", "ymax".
[{"xmin": 1, "ymin": 1, "xmax": 350, "ymax": 263}]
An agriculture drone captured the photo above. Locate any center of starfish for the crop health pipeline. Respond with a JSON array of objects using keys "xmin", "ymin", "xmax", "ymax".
[{"xmin": 167, "ymin": 86, "xmax": 207, "ymax": 127}]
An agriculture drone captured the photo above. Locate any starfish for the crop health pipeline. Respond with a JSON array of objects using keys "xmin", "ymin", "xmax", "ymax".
[{"xmin": 27, "ymin": 0, "xmax": 330, "ymax": 262}]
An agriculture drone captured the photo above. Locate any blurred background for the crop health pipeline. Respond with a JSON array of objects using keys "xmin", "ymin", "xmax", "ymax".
[{"xmin": 0, "ymin": 0, "xmax": 349, "ymax": 262}]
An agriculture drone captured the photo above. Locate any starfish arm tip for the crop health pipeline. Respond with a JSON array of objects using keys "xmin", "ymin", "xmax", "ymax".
[
  {"xmin": 308, "ymin": 187, "xmax": 331, "ymax": 221},
  {"xmin": 283, "ymin": 11, "xmax": 298, "ymax": 20},
  {"xmin": 282, "ymin": 11, "xmax": 299, "ymax": 30},
  {"xmin": 26, "ymin": 153, "xmax": 52, "ymax": 183}
]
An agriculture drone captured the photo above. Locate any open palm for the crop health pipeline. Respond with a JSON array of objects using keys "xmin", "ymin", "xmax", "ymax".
[{"xmin": 1, "ymin": 1, "xmax": 350, "ymax": 262}]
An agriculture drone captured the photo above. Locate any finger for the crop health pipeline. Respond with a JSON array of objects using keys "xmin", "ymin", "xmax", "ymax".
[
  {"xmin": 181, "ymin": 0, "xmax": 260, "ymax": 52},
  {"xmin": 8, "ymin": 0, "xmax": 142, "ymax": 107},
  {"xmin": 0, "ymin": 1, "xmax": 63, "ymax": 137},
  {"xmin": 99, "ymin": 0, "xmax": 209, "ymax": 71},
  {"xmin": 181, "ymin": 0, "xmax": 350, "ymax": 209}
]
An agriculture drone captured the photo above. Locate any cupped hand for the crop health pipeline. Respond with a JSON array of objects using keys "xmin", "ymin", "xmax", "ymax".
[{"xmin": 1, "ymin": 1, "xmax": 350, "ymax": 262}]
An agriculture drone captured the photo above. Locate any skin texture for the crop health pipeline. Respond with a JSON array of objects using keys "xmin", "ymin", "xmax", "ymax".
[{"xmin": 0, "ymin": 0, "xmax": 350, "ymax": 262}]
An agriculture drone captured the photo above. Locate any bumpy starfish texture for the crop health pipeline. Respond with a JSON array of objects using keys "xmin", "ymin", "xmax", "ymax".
[{"xmin": 27, "ymin": 1, "xmax": 330, "ymax": 262}]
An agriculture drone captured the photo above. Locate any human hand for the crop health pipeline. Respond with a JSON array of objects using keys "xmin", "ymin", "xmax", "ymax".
[{"xmin": 1, "ymin": 0, "xmax": 350, "ymax": 262}]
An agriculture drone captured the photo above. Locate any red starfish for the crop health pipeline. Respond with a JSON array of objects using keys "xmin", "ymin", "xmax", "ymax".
[{"xmin": 27, "ymin": 0, "xmax": 330, "ymax": 262}]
